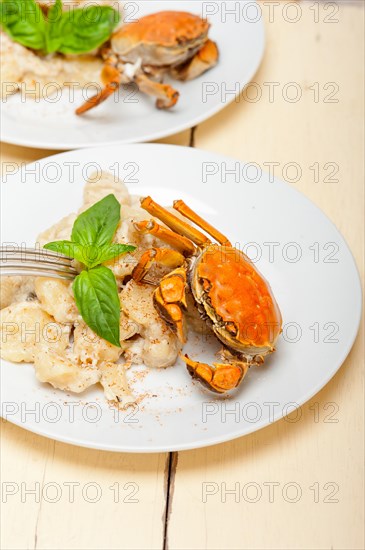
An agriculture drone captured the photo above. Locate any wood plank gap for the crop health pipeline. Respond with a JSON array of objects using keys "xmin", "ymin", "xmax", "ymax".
[
  {"xmin": 33, "ymin": 441, "xmax": 55, "ymax": 549},
  {"xmin": 189, "ymin": 126, "xmax": 197, "ymax": 148},
  {"xmin": 162, "ymin": 452, "xmax": 178, "ymax": 550}
]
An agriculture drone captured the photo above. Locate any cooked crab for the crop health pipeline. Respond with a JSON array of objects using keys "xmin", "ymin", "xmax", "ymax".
[
  {"xmin": 76, "ymin": 11, "xmax": 219, "ymax": 115},
  {"xmin": 130, "ymin": 197, "xmax": 283, "ymax": 393}
]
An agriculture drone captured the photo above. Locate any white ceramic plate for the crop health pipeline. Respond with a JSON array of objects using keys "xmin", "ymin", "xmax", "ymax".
[
  {"xmin": 0, "ymin": 144, "xmax": 362, "ymax": 452},
  {"xmin": 0, "ymin": 0, "xmax": 265, "ymax": 150}
]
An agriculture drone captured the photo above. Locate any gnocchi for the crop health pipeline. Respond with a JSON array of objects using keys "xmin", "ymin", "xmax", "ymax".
[
  {"xmin": 120, "ymin": 280, "xmax": 181, "ymax": 368},
  {"xmin": 1, "ymin": 171, "xmax": 180, "ymax": 404},
  {"xmin": 0, "ymin": 301, "xmax": 70, "ymax": 363},
  {"xmin": 73, "ymin": 321, "xmax": 122, "ymax": 367},
  {"xmin": 34, "ymin": 350, "xmax": 100, "ymax": 393},
  {"xmin": 35, "ymin": 278, "xmax": 79, "ymax": 324}
]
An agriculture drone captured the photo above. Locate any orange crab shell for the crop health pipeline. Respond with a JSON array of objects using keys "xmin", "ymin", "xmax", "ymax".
[
  {"xmin": 111, "ymin": 11, "xmax": 210, "ymax": 64},
  {"xmin": 114, "ymin": 11, "xmax": 209, "ymax": 47},
  {"xmin": 191, "ymin": 246, "xmax": 282, "ymax": 355}
]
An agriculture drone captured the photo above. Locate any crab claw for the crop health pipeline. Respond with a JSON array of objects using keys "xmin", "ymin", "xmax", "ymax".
[
  {"xmin": 180, "ymin": 353, "xmax": 249, "ymax": 393},
  {"xmin": 135, "ymin": 73, "xmax": 180, "ymax": 109},
  {"xmin": 172, "ymin": 39, "xmax": 219, "ymax": 81}
]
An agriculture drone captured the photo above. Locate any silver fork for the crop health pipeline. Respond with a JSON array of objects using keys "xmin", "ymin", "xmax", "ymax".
[{"xmin": 0, "ymin": 247, "xmax": 78, "ymax": 281}]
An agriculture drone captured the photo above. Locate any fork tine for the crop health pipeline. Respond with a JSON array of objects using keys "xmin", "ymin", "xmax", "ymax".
[
  {"xmin": 0, "ymin": 246, "xmax": 71, "ymax": 257},
  {"xmin": 0, "ymin": 247, "xmax": 73, "ymax": 264},
  {"xmin": 0, "ymin": 256, "xmax": 75, "ymax": 270},
  {"xmin": 0, "ymin": 246, "xmax": 78, "ymax": 281},
  {"xmin": 0, "ymin": 246, "xmax": 72, "ymax": 256},
  {"xmin": 0, "ymin": 260, "xmax": 77, "ymax": 272},
  {"xmin": 0, "ymin": 266, "xmax": 76, "ymax": 280}
]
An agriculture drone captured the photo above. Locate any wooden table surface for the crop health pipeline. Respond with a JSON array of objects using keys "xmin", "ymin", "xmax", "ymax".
[{"xmin": 1, "ymin": 2, "xmax": 364, "ymax": 549}]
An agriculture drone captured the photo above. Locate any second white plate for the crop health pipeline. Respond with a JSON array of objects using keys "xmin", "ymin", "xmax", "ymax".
[{"xmin": 0, "ymin": 0, "xmax": 265, "ymax": 149}]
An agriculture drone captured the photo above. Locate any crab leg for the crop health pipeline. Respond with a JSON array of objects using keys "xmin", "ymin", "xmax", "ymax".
[
  {"xmin": 134, "ymin": 220, "xmax": 196, "ymax": 256},
  {"xmin": 134, "ymin": 73, "xmax": 180, "ymax": 109},
  {"xmin": 172, "ymin": 39, "xmax": 219, "ymax": 82},
  {"xmin": 76, "ymin": 63, "xmax": 121, "ymax": 115},
  {"xmin": 181, "ymin": 353, "xmax": 249, "ymax": 393},
  {"xmin": 132, "ymin": 247, "xmax": 184, "ymax": 283},
  {"xmin": 141, "ymin": 197, "xmax": 210, "ymax": 246},
  {"xmin": 173, "ymin": 199, "xmax": 231, "ymax": 246}
]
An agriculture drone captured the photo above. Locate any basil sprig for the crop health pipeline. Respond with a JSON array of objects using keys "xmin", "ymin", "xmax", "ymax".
[
  {"xmin": 44, "ymin": 194, "xmax": 136, "ymax": 347},
  {"xmin": 0, "ymin": 0, "xmax": 120, "ymax": 54}
]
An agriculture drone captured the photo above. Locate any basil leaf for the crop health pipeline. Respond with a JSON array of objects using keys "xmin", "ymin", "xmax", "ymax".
[
  {"xmin": 44, "ymin": 240, "xmax": 89, "ymax": 266},
  {"xmin": 0, "ymin": 0, "xmax": 46, "ymax": 50},
  {"xmin": 71, "ymin": 194, "xmax": 121, "ymax": 249},
  {"xmin": 73, "ymin": 266, "xmax": 121, "ymax": 347},
  {"xmin": 45, "ymin": 240, "xmax": 136, "ymax": 269},
  {"xmin": 46, "ymin": 4, "xmax": 120, "ymax": 55},
  {"xmin": 45, "ymin": 0, "xmax": 63, "ymax": 53},
  {"xmin": 96, "ymin": 244, "xmax": 136, "ymax": 268},
  {"xmin": 47, "ymin": 0, "xmax": 62, "ymax": 21}
]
